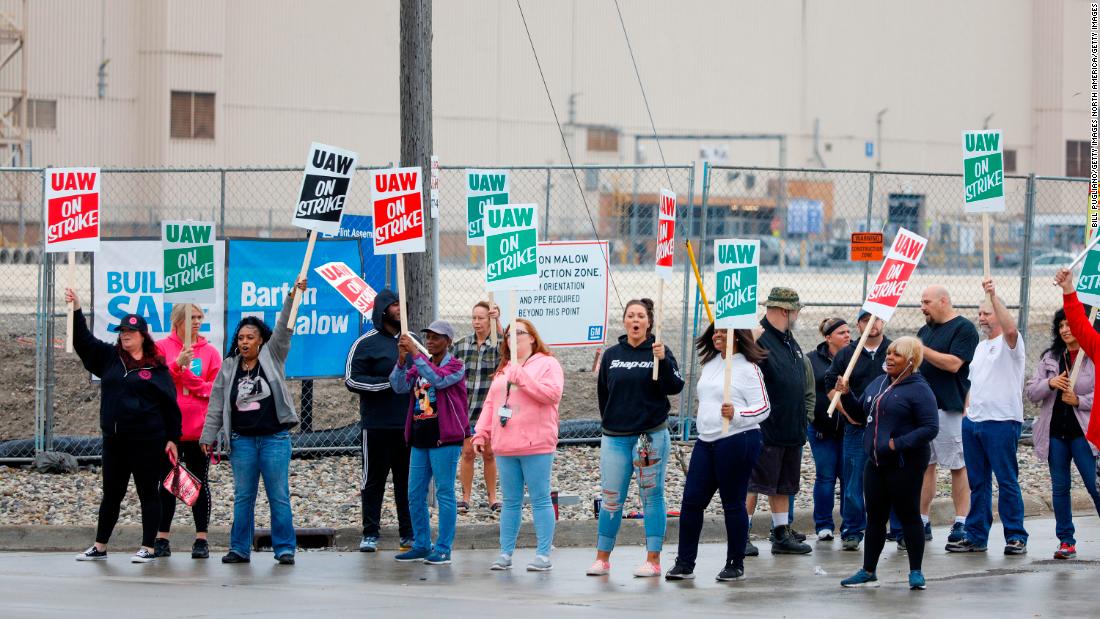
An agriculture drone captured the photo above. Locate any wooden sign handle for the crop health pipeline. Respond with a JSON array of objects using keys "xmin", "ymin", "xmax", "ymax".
[
  {"xmin": 287, "ymin": 230, "xmax": 318, "ymax": 329},
  {"xmin": 508, "ymin": 290, "xmax": 518, "ymax": 366},
  {"xmin": 182, "ymin": 310, "xmax": 192, "ymax": 396},
  {"xmin": 652, "ymin": 278, "xmax": 664, "ymax": 381},
  {"xmin": 982, "ymin": 213, "xmax": 993, "ymax": 303},
  {"xmin": 827, "ymin": 324, "xmax": 873, "ymax": 417},
  {"xmin": 65, "ymin": 250, "xmax": 75, "ymax": 353},
  {"xmin": 489, "ymin": 291, "xmax": 497, "ymax": 347},
  {"xmin": 721, "ymin": 328, "xmax": 734, "ymax": 434}
]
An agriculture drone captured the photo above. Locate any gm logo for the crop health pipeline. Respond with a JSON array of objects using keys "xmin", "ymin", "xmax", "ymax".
[{"xmin": 587, "ymin": 325, "xmax": 603, "ymax": 341}]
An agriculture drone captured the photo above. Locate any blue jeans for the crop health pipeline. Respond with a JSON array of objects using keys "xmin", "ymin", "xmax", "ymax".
[
  {"xmin": 1048, "ymin": 435, "xmax": 1100, "ymax": 545},
  {"xmin": 840, "ymin": 425, "xmax": 867, "ymax": 539},
  {"xmin": 962, "ymin": 418, "xmax": 1027, "ymax": 546},
  {"xmin": 807, "ymin": 428, "xmax": 844, "ymax": 533},
  {"xmin": 408, "ymin": 444, "xmax": 462, "ymax": 555},
  {"xmin": 229, "ymin": 431, "xmax": 295, "ymax": 558},
  {"xmin": 597, "ymin": 429, "xmax": 669, "ymax": 553},
  {"xmin": 497, "ymin": 453, "xmax": 555, "ymax": 557}
]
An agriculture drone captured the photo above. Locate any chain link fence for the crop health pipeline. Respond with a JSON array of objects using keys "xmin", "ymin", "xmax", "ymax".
[{"xmin": 0, "ymin": 164, "xmax": 1089, "ymax": 461}]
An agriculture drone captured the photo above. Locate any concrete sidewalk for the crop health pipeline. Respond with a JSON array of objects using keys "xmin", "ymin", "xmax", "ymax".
[{"xmin": 1, "ymin": 515, "xmax": 1098, "ymax": 617}]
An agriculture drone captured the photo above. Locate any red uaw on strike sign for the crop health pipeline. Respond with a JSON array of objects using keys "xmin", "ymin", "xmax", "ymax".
[
  {"xmin": 861, "ymin": 227, "xmax": 928, "ymax": 322},
  {"xmin": 45, "ymin": 167, "xmax": 101, "ymax": 253},
  {"xmin": 371, "ymin": 167, "xmax": 425, "ymax": 255},
  {"xmin": 655, "ymin": 188, "xmax": 676, "ymax": 280},
  {"xmin": 313, "ymin": 261, "xmax": 378, "ymax": 317}
]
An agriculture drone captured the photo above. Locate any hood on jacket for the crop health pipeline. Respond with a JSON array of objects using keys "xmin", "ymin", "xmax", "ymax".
[
  {"xmin": 616, "ymin": 333, "xmax": 655, "ymax": 351},
  {"xmin": 814, "ymin": 340, "xmax": 833, "ymax": 360},
  {"xmin": 372, "ymin": 289, "xmax": 399, "ymax": 332}
]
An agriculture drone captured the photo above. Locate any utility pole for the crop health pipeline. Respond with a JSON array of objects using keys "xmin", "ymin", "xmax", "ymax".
[{"xmin": 400, "ymin": 0, "xmax": 435, "ymax": 331}]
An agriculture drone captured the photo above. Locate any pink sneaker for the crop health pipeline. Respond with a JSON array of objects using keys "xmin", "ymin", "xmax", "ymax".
[
  {"xmin": 632, "ymin": 561, "xmax": 661, "ymax": 577},
  {"xmin": 586, "ymin": 559, "xmax": 611, "ymax": 576}
]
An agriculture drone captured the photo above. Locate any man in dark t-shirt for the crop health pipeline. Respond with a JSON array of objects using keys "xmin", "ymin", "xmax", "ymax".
[{"xmin": 917, "ymin": 285, "xmax": 979, "ymax": 542}]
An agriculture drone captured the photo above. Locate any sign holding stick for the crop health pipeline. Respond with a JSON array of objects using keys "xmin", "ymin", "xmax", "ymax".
[
  {"xmin": 722, "ymin": 328, "xmax": 734, "ymax": 434},
  {"xmin": 488, "ymin": 291, "xmax": 498, "ymax": 347},
  {"xmin": 827, "ymin": 228, "xmax": 928, "ymax": 416},
  {"xmin": 45, "ymin": 167, "xmax": 101, "ymax": 353},
  {"xmin": 686, "ymin": 239, "xmax": 713, "ymax": 323},
  {"xmin": 653, "ymin": 188, "xmax": 676, "ymax": 380},
  {"xmin": 509, "ymin": 290, "xmax": 519, "ymax": 366},
  {"xmin": 162, "ymin": 220, "xmax": 216, "ymax": 394}
]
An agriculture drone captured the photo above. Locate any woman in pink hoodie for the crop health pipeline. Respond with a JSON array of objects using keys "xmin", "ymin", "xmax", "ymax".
[
  {"xmin": 153, "ymin": 303, "xmax": 222, "ymax": 559},
  {"xmin": 474, "ymin": 318, "xmax": 564, "ymax": 572}
]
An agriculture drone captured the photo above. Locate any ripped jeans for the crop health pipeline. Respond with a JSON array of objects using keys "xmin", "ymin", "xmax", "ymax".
[{"xmin": 597, "ymin": 429, "xmax": 670, "ymax": 553}]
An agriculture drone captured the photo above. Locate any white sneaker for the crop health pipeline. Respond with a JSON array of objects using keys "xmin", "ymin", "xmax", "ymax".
[
  {"xmin": 632, "ymin": 561, "xmax": 661, "ymax": 578},
  {"xmin": 131, "ymin": 548, "xmax": 156, "ymax": 563},
  {"xmin": 586, "ymin": 559, "xmax": 611, "ymax": 576},
  {"xmin": 526, "ymin": 555, "xmax": 553, "ymax": 572},
  {"xmin": 490, "ymin": 554, "xmax": 512, "ymax": 570},
  {"xmin": 817, "ymin": 530, "xmax": 835, "ymax": 542}
]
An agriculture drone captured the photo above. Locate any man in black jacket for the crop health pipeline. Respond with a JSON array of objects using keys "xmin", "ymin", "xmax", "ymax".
[
  {"xmin": 345, "ymin": 289, "xmax": 413, "ymax": 552},
  {"xmin": 825, "ymin": 311, "xmax": 890, "ymax": 550},
  {"xmin": 746, "ymin": 287, "xmax": 813, "ymax": 555}
]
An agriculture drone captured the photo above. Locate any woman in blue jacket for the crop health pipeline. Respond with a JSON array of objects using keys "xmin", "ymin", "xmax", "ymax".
[{"xmin": 833, "ymin": 335, "xmax": 938, "ymax": 590}]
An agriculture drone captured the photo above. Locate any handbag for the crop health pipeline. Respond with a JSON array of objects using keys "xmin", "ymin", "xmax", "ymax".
[{"xmin": 163, "ymin": 450, "xmax": 203, "ymax": 507}]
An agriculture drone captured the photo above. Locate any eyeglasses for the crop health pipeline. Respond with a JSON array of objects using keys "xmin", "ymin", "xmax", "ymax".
[{"xmin": 513, "ymin": 330, "xmax": 530, "ymax": 337}]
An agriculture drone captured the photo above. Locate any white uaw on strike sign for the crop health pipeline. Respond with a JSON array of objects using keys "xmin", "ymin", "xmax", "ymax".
[
  {"xmin": 314, "ymin": 261, "xmax": 378, "ymax": 318},
  {"xmin": 371, "ymin": 167, "xmax": 426, "ymax": 255},
  {"xmin": 861, "ymin": 227, "xmax": 928, "ymax": 322},
  {"xmin": 45, "ymin": 167, "xmax": 101, "ymax": 253},
  {"xmin": 292, "ymin": 142, "xmax": 359, "ymax": 236}
]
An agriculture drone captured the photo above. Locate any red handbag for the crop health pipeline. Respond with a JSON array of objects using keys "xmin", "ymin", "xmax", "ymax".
[{"xmin": 163, "ymin": 451, "xmax": 202, "ymax": 507}]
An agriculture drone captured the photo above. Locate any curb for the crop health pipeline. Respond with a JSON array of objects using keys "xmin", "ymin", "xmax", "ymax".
[{"xmin": 2, "ymin": 491, "xmax": 1092, "ymax": 553}]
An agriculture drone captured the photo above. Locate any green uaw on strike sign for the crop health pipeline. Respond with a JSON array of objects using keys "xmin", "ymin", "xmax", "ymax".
[
  {"xmin": 1076, "ymin": 246, "xmax": 1100, "ymax": 307},
  {"xmin": 466, "ymin": 169, "xmax": 509, "ymax": 246},
  {"xmin": 162, "ymin": 220, "xmax": 216, "ymax": 303},
  {"xmin": 962, "ymin": 130, "xmax": 1006, "ymax": 214},
  {"xmin": 714, "ymin": 239, "xmax": 760, "ymax": 329},
  {"xmin": 484, "ymin": 203, "xmax": 539, "ymax": 292}
]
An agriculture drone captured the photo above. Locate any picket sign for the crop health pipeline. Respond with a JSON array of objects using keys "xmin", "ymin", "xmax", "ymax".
[
  {"xmin": 653, "ymin": 188, "xmax": 676, "ymax": 380},
  {"xmin": 827, "ymin": 228, "xmax": 928, "ymax": 417},
  {"xmin": 162, "ymin": 220, "xmax": 216, "ymax": 393},
  {"xmin": 45, "ymin": 167, "xmax": 101, "ymax": 353},
  {"xmin": 370, "ymin": 166, "xmax": 427, "ymax": 345},
  {"xmin": 313, "ymin": 261, "xmax": 378, "ymax": 316}
]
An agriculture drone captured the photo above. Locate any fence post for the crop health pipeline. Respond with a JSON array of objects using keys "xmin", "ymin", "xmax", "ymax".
[
  {"xmin": 861, "ymin": 172, "xmax": 875, "ymax": 301},
  {"xmin": 1018, "ymin": 173, "xmax": 1037, "ymax": 341},
  {"xmin": 678, "ymin": 164, "xmax": 696, "ymax": 440},
  {"xmin": 683, "ymin": 162, "xmax": 712, "ymax": 440},
  {"xmin": 544, "ymin": 168, "xmax": 552, "ymax": 238},
  {"xmin": 219, "ymin": 169, "xmax": 227, "ymax": 237},
  {"xmin": 33, "ymin": 170, "xmax": 47, "ymax": 456},
  {"xmin": 43, "ymin": 246, "xmax": 56, "ymax": 453}
]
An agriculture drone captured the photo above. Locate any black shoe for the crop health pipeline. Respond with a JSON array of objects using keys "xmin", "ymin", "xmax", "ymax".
[
  {"xmin": 191, "ymin": 539, "xmax": 209, "ymax": 559},
  {"xmin": 153, "ymin": 538, "xmax": 171, "ymax": 558},
  {"xmin": 221, "ymin": 551, "xmax": 250, "ymax": 564},
  {"xmin": 745, "ymin": 539, "xmax": 760, "ymax": 557},
  {"xmin": 924, "ymin": 522, "xmax": 933, "ymax": 541},
  {"xmin": 716, "ymin": 562, "xmax": 744, "ymax": 582},
  {"xmin": 276, "ymin": 553, "xmax": 295, "ymax": 565},
  {"xmin": 791, "ymin": 528, "xmax": 807, "ymax": 542},
  {"xmin": 664, "ymin": 562, "xmax": 695, "ymax": 580},
  {"xmin": 897, "ymin": 536, "xmax": 907, "ymax": 551},
  {"xmin": 771, "ymin": 526, "xmax": 812, "ymax": 555},
  {"xmin": 1004, "ymin": 540, "xmax": 1027, "ymax": 556}
]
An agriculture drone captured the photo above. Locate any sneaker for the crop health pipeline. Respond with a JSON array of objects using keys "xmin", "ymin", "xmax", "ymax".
[
  {"xmin": 840, "ymin": 568, "xmax": 879, "ymax": 588},
  {"xmin": 399, "ymin": 537, "xmax": 414, "ymax": 551},
  {"xmin": 191, "ymin": 539, "xmax": 209, "ymax": 559},
  {"xmin": 1004, "ymin": 540, "xmax": 1028, "ymax": 556},
  {"xmin": 632, "ymin": 561, "xmax": 661, "ymax": 577},
  {"xmin": 130, "ymin": 548, "xmax": 156, "ymax": 564},
  {"xmin": 896, "ymin": 536, "xmax": 907, "ymax": 551},
  {"xmin": 76, "ymin": 545, "xmax": 107, "ymax": 561},
  {"xmin": 526, "ymin": 555, "xmax": 553, "ymax": 572},
  {"xmin": 153, "ymin": 538, "xmax": 171, "ymax": 558},
  {"xmin": 490, "ymin": 554, "xmax": 513, "ymax": 570},
  {"xmin": 395, "ymin": 547, "xmax": 431, "ymax": 562},
  {"xmin": 817, "ymin": 529, "xmax": 835, "ymax": 542},
  {"xmin": 924, "ymin": 522, "xmax": 933, "ymax": 541},
  {"xmin": 841, "ymin": 536, "xmax": 861, "ymax": 551},
  {"xmin": 716, "ymin": 562, "xmax": 744, "ymax": 582},
  {"xmin": 769, "ymin": 527, "xmax": 807, "ymax": 543},
  {"xmin": 664, "ymin": 562, "xmax": 695, "ymax": 580},
  {"xmin": 424, "ymin": 551, "xmax": 452, "ymax": 565},
  {"xmin": 457, "ymin": 500, "xmax": 470, "ymax": 514},
  {"xmin": 359, "ymin": 536, "xmax": 378, "ymax": 553},
  {"xmin": 276, "ymin": 553, "xmax": 295, "ymax": 565},
  {"xmin": 745, "ymin": 539, "xmax": 760, "ymax": 557},
  {"xmin": 586, "ymin": 559, "xmax": 611, "ymax": 576},
  {"xmin": 947, "ymin": 522, "xmax": 966, "ymax": 543},
  {"xmin": 1054, "ymin": 542, "xmax": 1077, "ymax": 560},
  {"xmin": 945, "ymin": 539, "xmax": 987, "ymax": 553},
  {"xmin": 909, "ymin": 570, "xmax": 927, "ymax": 590},
  {"xmin": 771, "ymin": 525, "xmax": 812, "ymax": 555},
  {"xmin": 221, "ymin": 551, "xmax": 250, "ymax": 564}
]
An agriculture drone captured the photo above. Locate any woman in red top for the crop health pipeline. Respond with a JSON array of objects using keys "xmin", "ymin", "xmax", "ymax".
[{"xmin": 1054, "ymin": 268, "xmax": 1100, "ymax": 451}]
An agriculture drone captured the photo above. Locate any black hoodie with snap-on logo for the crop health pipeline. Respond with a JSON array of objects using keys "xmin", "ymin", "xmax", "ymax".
[{"xmin": 597, "ymin": 334, "xmax": 685, "ymax": 435}]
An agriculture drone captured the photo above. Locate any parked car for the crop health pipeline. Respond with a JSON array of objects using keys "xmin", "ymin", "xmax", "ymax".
[{"xmin": 1030, "ymin": 250, "xmax": 1076, "ymax": 271}]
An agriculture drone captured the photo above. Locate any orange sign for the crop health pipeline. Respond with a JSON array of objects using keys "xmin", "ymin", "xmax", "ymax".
[{"xmin": 850, "ymin": 232, "xmax": 884, "ymax": 262}]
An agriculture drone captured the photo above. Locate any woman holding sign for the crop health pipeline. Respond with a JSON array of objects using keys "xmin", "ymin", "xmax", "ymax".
[
  {"xmin": 834, "ymin": 336, "xmax": 938, "ymax": 590},
  {"xmin": 200, "ymin": 277, "xmax": 307, "ymax": 566},
  {"xmin": 473, "ymin": 319, "xmax": 564, "ymax": 572},
  {"xmin": 153, "ymin": 303, "xmax": 221, "ymax": 559},
  {"xmin": 588, "ymin": 299, "xmax": 685, "ymax": 578},
  {"xmin": 665, "ymin": 323, "xmax": 769, "ymax": 582},
  {"xmin": 66, "ymin": 289, "xmax": 182, "ymax": 564}
]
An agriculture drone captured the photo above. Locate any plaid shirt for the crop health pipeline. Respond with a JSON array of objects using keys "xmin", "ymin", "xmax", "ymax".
[{"xmin": 452, "ymin": 333, "xmax": 500, "ymax": 422}]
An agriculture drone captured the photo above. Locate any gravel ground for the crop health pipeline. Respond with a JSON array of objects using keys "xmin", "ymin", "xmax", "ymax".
[{"xmin": 0, "ymin": 442, "xmax": 1089, "ymax": 532}]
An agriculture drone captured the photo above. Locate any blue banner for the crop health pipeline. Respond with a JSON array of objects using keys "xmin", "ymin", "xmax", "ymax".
[{"xmin": 226, "ymin": 238, "xmax": 363, "ymax": 379}]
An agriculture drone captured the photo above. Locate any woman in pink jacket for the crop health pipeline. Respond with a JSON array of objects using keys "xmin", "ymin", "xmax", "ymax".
[
  {"xmin": 153, "ymin": 303, "xmax": 222, "ymax": 559},
  {"xmin": 474, "ymin": 318, "xmax": 564, "ymax": 572}
]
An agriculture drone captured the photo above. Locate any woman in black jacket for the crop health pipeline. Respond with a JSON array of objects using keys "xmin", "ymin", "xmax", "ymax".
[
  {"xmin": 806, "ymin": 317, "xmax": 850, "ymax": 542},
  {"xmin": 834, "ymin": 335, "xmax": 938, "ymax": 590},
  {"xmin": 66, "ymin": 289, "xmax": 182, "ymax": 564}
]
